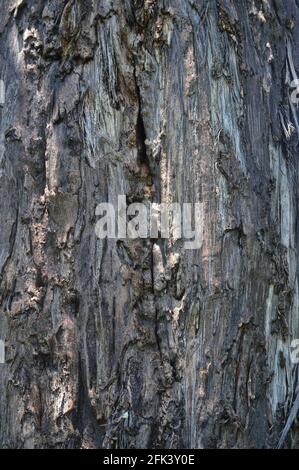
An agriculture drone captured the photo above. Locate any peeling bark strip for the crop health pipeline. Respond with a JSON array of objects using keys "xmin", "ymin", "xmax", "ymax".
[
  {"xmin": 0, "ymin": 0, "xmax": 299, "ymax": 449},
  {"xmin": 278, "ymin": 388, "xmax": 299, "ymax": 449}
]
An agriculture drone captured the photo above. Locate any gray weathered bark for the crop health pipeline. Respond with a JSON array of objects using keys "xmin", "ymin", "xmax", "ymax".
[{"xmin": 0, "ymin": 0, "xmax": 299, "ymax": 449}]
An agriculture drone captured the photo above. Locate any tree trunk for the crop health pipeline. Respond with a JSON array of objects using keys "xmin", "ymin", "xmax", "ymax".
[{"xmin": 0, "ymin": 0, "xmax": 299, "ymax": 449}]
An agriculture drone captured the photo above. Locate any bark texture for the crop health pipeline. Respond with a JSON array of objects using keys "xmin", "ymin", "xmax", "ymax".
[{"xmin": 0, "ymin": 0, "xmax": 299, "ymax": 449}]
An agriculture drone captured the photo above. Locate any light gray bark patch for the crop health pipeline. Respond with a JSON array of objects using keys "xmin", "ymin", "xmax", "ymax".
[{"xmin": 0, "ymin": 340, "xmax": 4, "ymax": 364}]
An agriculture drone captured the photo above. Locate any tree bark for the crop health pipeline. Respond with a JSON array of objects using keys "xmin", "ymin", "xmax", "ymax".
[{"xmin": 0, "ymin": 0, "xmax": 299, "ymax": 449}]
